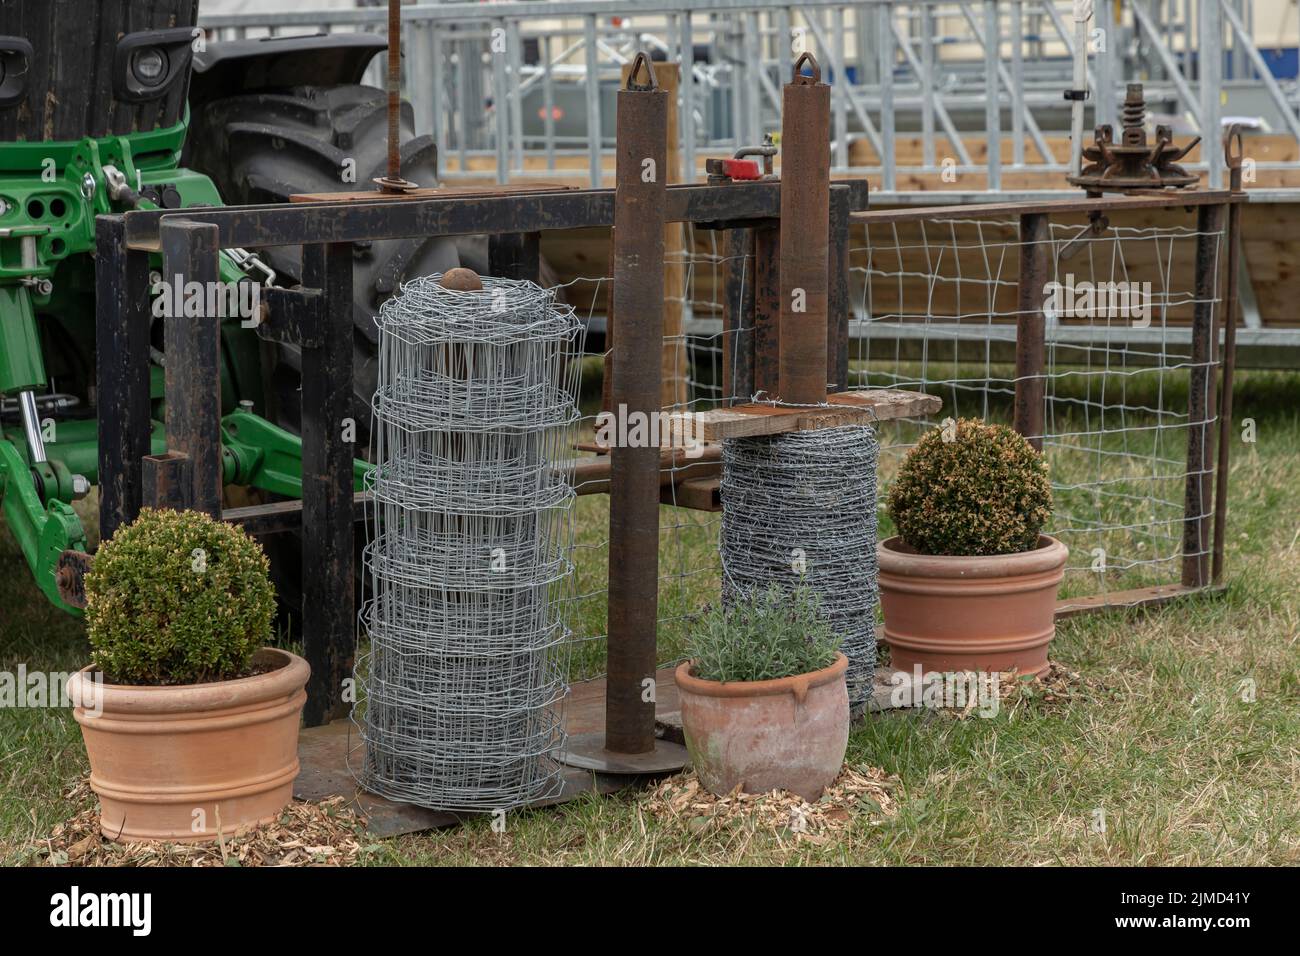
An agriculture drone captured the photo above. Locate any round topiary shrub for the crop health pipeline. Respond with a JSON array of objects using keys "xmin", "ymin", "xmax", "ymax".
[
  {"xmin": 84, "ymin": 507, "xmax": 277, "ymax": 685},
  {"xmin": 886, "ymin": 417, "xmax": 1052, "ymax": 557}
]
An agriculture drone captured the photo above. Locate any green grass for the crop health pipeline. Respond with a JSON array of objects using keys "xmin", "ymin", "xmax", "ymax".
[{"xmin": 2, "ymin": 370, "xmax": 1297, "ymax": 865}]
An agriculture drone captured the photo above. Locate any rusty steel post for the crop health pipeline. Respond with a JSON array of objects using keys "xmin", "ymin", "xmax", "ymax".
[
  {"xmin": 1015, "ymin": 213, "xmax": 1049, "ymax": 450},
  {"xmin": 777, "ymin": 52, "xmax": 830, "ymax": 405},
  {"xmin": 605, "ymin": 54, "xmax": 667, "ymax": 756},
  {"xmin": 1212, "ymin": 130, "xmax": 1245, "ymax": 585},
  {"xmin": 1183, "ymin": 202, "xmax": 1226, "ymax": 589},
  {"xmin": 559, "ymin": 54, "xmax": 686, "ymax": 775},
  {"xmin": 374, "ymin": 0, "xmax": 417, "ymax": 193},
  {"xmin": 752, "ymin": 224, "xmax": 781, "ymax": 397},
  {"xmin": 159, "ymin": 219, "xmax": 222, "ymax": 519}
]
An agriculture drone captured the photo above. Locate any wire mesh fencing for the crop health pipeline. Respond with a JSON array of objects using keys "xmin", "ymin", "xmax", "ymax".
[
  {"xmin": 355, "ymin": 275, "xmax": 584, "ymax": 811},
  {"xmin": 850, "ymin": 202, "xmax": 1225, "ymax": 605},
  {"xmin": 510, "ymin": 195, "xmax": 1227, "ymax": 700}
]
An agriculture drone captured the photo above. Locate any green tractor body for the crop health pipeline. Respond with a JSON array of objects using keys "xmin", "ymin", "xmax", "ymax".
[{"xmin": 0, "ymin": 1, "xmax": 411, "ymax": 613}]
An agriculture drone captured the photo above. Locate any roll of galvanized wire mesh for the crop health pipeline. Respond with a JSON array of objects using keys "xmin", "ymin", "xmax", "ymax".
[
  {"xmin": 355, "ymin": 274, "xmax": 583, "ymax": 811},
  {"xmin": 719, "ymin": 425, "xmax": 880, "ymax": 706}
]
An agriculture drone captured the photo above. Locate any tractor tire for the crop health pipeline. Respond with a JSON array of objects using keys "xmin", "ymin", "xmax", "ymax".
[
  {"xmin": 183, "ymin": 83, "xmax": 464, "ymax": 439},
  {"xmin": 184, "ymin": 83, "xmax": 459, "ymax": 633},
  {"xmin": 184, "ymin": 82, "xmax": 562, "ymax": 634}
]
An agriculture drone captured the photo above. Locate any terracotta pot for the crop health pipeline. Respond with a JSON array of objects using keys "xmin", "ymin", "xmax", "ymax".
[
  {"xmin": 66, "ymin": 648, "xmax": 309, "ymax": 843},
  {"xmin": 878, "ymin": 535, "xmax": 1067, "ymax": 677},
  {"xmin": 675, "ymin": 653, "xmax": 849, "ymax": 801}
]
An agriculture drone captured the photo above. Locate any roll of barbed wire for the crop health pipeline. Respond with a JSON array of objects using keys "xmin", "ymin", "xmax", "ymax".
[
  {"xmin": 719, "ymin": 425, "xmax": 880, "ymax": 706},
  {"xmin": 355, "ymin": 274, "xmax": 583, "ymax": 811}
]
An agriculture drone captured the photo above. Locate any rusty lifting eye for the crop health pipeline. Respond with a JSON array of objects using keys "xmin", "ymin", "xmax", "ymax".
[{"xmin": 792, "ymin": 51, "xmax": 822, "ymax": 85}]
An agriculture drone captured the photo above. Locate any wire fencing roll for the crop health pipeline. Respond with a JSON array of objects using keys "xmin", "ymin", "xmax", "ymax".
[
  {"xmin": 355, "ymin": 274, "xmax": 584, "ymax": 812},
  {"xmin": 719, "ymin": 425, "xmax": 880, "ymax": 706}
]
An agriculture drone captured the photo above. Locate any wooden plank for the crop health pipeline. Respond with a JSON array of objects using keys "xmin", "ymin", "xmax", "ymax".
[
  {"xmin": 1054, "ymin": 584, "xmax": 1219, "ymax": 619},
  {"xmin": 696, "ymin": 388, "xmax": 941, "ymax": 441}
]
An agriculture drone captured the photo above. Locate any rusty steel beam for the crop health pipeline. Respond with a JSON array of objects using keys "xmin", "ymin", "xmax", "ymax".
[
  {"xmin": 142, "ymin": 452, "xmax": 193, "ymax": 512},
  {"xmin": 605, "ymin": 55, "xmax": 667, "ymax": 757},
  {"xmin": 1015, "ymin": 213, "xmax": 1049, "ymax": 450},
  {"xmin": 1213, "ymin": 131, "xmax": 1245, "ymax": 585},
  {"xmin": 488, "ymin": 231, "xmax": 541, "ymax": 283},
  {"xmin": 777, "ymin": 53, "xmax": 830, "ymax": 405},
  {"xmin": 850, "ymin": 190, "xmax": 1241, "ymax": 227},
  {"xmin": 94, "ymin": 215, "xmax": 152, "ymax": 539},
  {"xmin": 569, "ymin": 445, "xmax": 722, "ymax": 496},
  {"xmin": 1183, "ymin": 202, "xmax": 1226, "ymax": 589},
  {"xmin": 123, "ymin": 182, "xmax": 811, "ymax": 252},
  {"xmin": 300, "ymin": 241, "xmax": 357, "ymax": 727},
  {"xmin": 159, "ymin": 219, "xmax": 223, "ymax": 519}
]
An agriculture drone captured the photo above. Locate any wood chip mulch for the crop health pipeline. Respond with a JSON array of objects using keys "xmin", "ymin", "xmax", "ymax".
[
  {"xmin": 22, "ymin": 780, "xmax": 370, "ymax": 867},
  {"xmin": 996, "ymin": 662, "xmax": 1114, "ymax": 716},
  {"xmin": 643, "ymin": 765, "xmax": 900, "ymax": 844}
]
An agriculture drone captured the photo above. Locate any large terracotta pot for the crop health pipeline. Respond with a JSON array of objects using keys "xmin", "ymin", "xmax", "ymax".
[
  {"xmin": 675, "ymin": 653, "xmax": 849, "ymax": 801},
  {"xmin": 878, "ymin": 535, "xmax": 1068, "ymax": 677},
  {"xmin": 66, "ymin": 648, "xmax": 309, "ymax": 843}
]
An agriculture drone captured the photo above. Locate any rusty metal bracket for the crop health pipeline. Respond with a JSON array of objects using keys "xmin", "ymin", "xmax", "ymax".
[
  {"xmin": 1057, "ymin": 209, "xmax": 1111, "ymax": 262},
  {"xmin": 1068, "ymin": 84, "xmax": 1200, "ymax": 195},
  {"xmin": 257, "ymin": 286, "xmax": 324, "ymax": 348}
]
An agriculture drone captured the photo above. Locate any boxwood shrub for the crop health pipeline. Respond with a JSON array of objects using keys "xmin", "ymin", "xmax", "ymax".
[
  {"xmin": 84, "ymin": 508, "xmax": 276, "ymax": 685},
  {"xmin": 886, "ymin": 417, "xmax": 1052, "ymax": 557}
]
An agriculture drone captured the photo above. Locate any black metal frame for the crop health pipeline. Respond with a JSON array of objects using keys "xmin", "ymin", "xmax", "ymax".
[{"xmin": 95, "ymin": 178, "xmax": 868, "ymax": 726}]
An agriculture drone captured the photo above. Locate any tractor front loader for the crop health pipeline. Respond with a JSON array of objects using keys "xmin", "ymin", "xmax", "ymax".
[{"xmin": 0, "ymin": 0, "xmax": 455, "ymax": 614}]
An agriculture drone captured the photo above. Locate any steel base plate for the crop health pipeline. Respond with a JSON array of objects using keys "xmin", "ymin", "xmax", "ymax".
[{"xmin": 557, "ymin": 733, "xmax": 690, "ymax": 775}]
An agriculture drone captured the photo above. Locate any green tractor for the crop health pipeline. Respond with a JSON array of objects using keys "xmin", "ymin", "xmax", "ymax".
[{"xmin": 0, "ymin": 0, "xmax": 476, "ymax": 615}]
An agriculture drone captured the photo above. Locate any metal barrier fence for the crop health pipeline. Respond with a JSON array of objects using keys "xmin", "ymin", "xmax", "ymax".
[
  {"xmin": 199, "ymin": 0, "xmax": 1297, "ymax": 190},
  {"xmin": 554, "ymin": 176, "xmax": 1242, "ymax": 693}
]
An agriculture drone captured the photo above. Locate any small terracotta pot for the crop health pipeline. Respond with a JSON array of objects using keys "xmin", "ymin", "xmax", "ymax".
[
  {"xmin": 878, "ymin": 535, "xmax": 1068, "ymax": 677},
  {"xmin": 675, "ymin": 653, "xmax": 849, "ymax": 801},
  {"xmin": 66, "ymin": 648, "xmax": 309, "ymax": 844}
]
